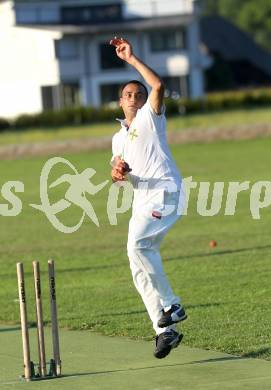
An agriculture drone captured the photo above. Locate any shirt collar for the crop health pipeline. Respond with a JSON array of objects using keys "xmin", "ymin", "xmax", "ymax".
[{"xmin": 116, "ymin": 118, "xmax": 129, "ymax": 131}]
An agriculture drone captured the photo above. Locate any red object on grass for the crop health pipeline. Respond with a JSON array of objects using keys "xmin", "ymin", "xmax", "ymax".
[{"xmin": 209, "ymin": 240, "xmax": 217, "ymax": 248}]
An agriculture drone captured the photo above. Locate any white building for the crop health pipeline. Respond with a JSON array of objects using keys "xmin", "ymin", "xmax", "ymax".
[{"xmin": 0, "ymin": 0, "xmax": 210, "ymax": 118}]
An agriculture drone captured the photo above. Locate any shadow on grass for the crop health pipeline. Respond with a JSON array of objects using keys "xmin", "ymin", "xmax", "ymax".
[
  {"xmin": 0, "ymin": 322, "xmax": 54, "ymax": 332},
  {"xmin": 242, "ymin": 347, "xmax": 271, "ymax": 359},
  {"xmin": 58, "ymin": 356, "xmax": 247, "ymax": 380},
  {"xmin": 0, "ymin": 326, "xmax": 21, "ymax": 332},
  {"xmin": 2, "ymin": 244, "xmax": 271, "ymax": 279},
  {"xmin": 186, "ymin": 302, "xmax": 223, "ymax": 309},
  {"xmin": 96, "ymin": 309, "xmax": 147, "ymax": 317},
  {"xmin": 49, "ymin": 244, "xmax": 271, "ymax": 273},
  {"xmin": 190, "ymin": 356, "xmax": 245, "ymax": 364},
  {"xmin": 93, "ymin": 302, "xmax": 224, "ymax": 319},
  {"xmin": 165, "ymin": 244, "xmax": 271, "ymax": 263},
  {"xmin": 1, "ymin": 262, "xmax": 127, "ymax": 279}
]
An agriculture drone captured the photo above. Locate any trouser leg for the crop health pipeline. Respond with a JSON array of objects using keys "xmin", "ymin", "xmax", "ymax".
[
  {"xmin": 127, "ymin": 193, "xmax": 181, "ymax": 335},
  {"xmin": 128, "ymin": 243, "xmax": 179, "ymax": 335}
]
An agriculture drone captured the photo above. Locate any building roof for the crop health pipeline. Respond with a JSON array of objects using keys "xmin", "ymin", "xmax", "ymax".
[
  {"xmin": 200, "ymin": 15, "xmax": 271, "ymax": 77},
  {"xmin": 19, "ymin": 14, "xmax": 193, "ymax": 34}
]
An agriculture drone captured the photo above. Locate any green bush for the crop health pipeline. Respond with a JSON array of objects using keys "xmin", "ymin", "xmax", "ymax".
[
  {"xmin": 209, "ymin": 89, "xmax": 271, "ymax": 109},
  {"xmin": 13, "ymin": 105, "xmax": 123, "ymax": 129},
  {"xmin": 0, "ymin": 118, "xmax": 11, "ymax": 132},
  {"xmin": 164, "ymin": 98, "xmax": 179, "ymax": 115},
  {"xmin": 14, "ymin": 114, "xmax": 43, "ymax": 129},
  {"xmin": 176, "ymin": 88, "xmax": 271, "ymax": 115}
]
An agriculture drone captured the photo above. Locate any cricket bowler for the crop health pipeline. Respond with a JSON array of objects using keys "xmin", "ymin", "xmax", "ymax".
[{"xmin": 110, "ymin": 37, "xmax": 187, "ymax": 359}]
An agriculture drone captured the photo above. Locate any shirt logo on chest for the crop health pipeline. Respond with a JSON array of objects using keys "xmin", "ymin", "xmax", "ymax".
[{"xmin": 129, "ymin": 129, "xmax": 138, "ymax": 141}]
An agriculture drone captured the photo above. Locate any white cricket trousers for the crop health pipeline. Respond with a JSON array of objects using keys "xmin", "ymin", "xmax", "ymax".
[{"xmin": 127, "ymin": 189, "xmax": 181, "ymax": 335}]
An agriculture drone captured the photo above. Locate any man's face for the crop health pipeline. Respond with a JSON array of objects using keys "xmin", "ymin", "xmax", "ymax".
[{"xmin": 119, "ymin": 83, "xmax": 147, "ymax": 118}]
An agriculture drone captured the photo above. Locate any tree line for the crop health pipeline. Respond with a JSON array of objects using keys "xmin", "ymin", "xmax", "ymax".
[{"xmin": 202, "ymin": 0, "xmax": 271, "ymax": 52}]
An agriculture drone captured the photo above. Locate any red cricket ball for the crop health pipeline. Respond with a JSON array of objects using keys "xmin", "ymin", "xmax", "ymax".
[{"xmin": 209, "ymin": 240, "xmax": 217, "ymax": 248}]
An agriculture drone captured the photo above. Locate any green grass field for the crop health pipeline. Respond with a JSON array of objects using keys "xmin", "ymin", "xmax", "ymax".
[
  {"xmin": 1, "ymin": 106, "xmax": 271, "ymax": 146},
  {"xmin": 0, "ymin": 137, "xmax": 270, "ymax": 362}
]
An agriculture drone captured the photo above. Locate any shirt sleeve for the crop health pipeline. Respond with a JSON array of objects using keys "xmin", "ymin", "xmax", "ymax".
[
  {"xmin": 110, "ymin": 133, "xmax": 121, "ymax": 166},
  {"xmin": 138, "ymin": 98, "xmax": 166, "ymax": 133}
]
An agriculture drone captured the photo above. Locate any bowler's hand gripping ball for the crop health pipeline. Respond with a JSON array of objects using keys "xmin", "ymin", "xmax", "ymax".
[{"xmin": 119, "ymin": 160, "xmax": 132, "ymax": 174}]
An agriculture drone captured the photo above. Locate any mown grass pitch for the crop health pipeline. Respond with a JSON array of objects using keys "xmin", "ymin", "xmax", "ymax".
[
  {"xmin": 0, "ymin": 137, "xmax": 270, "ymax": 360},
  {"xmin": 1, "ymin": 327, "xmax": 271, "ymax": 390}
]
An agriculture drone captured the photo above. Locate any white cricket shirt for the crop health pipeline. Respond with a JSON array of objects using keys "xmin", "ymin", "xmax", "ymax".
[
  {"xmin": 111, "ymin": 100, "xmax": 181, "ymax": 212},
  {"xmin": 111, "ymin": 99, "xmax": 182, "ymax": 207}
]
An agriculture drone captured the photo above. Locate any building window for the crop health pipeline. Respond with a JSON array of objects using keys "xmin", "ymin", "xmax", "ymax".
[
  {"xmin": 99, "ymin": 44, "xmax": 125, "ymax": 70},
  {"xmin": 60, "ymin": 82, "xmax": 81, "ymax": 108},
  {"xmin": 55, "ymin": 38, "xmax": 79, "ymax": 60},
  {"xmin": 162, "ymin": 76, "xmax": 189, "ymax": 98},
  {"xmin": 61, "ymin": 4, "xmax": 122, "ymax": 25},
  {"xmin": 16, "ymin": 8, "xmax": 39, "ymax": 24},
  {"xmin": 149, "ymin": 29, "xmax": 186, "ymax": 52},
  {"xmin": 41, "ymin": 82, "xmax": 81, "ymax": 110},
  {"xmin": 100, "ymin": 83, "xmax": 122, "ymax": 104},
  {"xmin": 41, "ymin": 86, "xmax": 55, "ymax": 111}
]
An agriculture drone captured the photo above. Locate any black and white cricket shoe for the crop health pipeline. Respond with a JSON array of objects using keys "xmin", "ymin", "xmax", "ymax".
[
  {"xmin": 158, "ymin": 304, "xmax": 187, "ymax": 328},
  {"xmin": 154, "ymin": 329, "xmax": 183, "ymax": 359}
]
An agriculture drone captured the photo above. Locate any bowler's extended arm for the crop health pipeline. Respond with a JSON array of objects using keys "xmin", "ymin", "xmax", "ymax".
[{"xmin": 110, "ymin": 37, "xmax": 164, "ymax": 114}]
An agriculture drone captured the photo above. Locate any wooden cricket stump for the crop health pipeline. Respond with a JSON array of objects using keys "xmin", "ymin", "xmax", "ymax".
[
  {"xmin": 16, "ymin": 260, "xmax": 61, "ymax": 381},
  {"xmin": 48, "ymin": 260, "xmax": 61, "ymax": 376}
]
